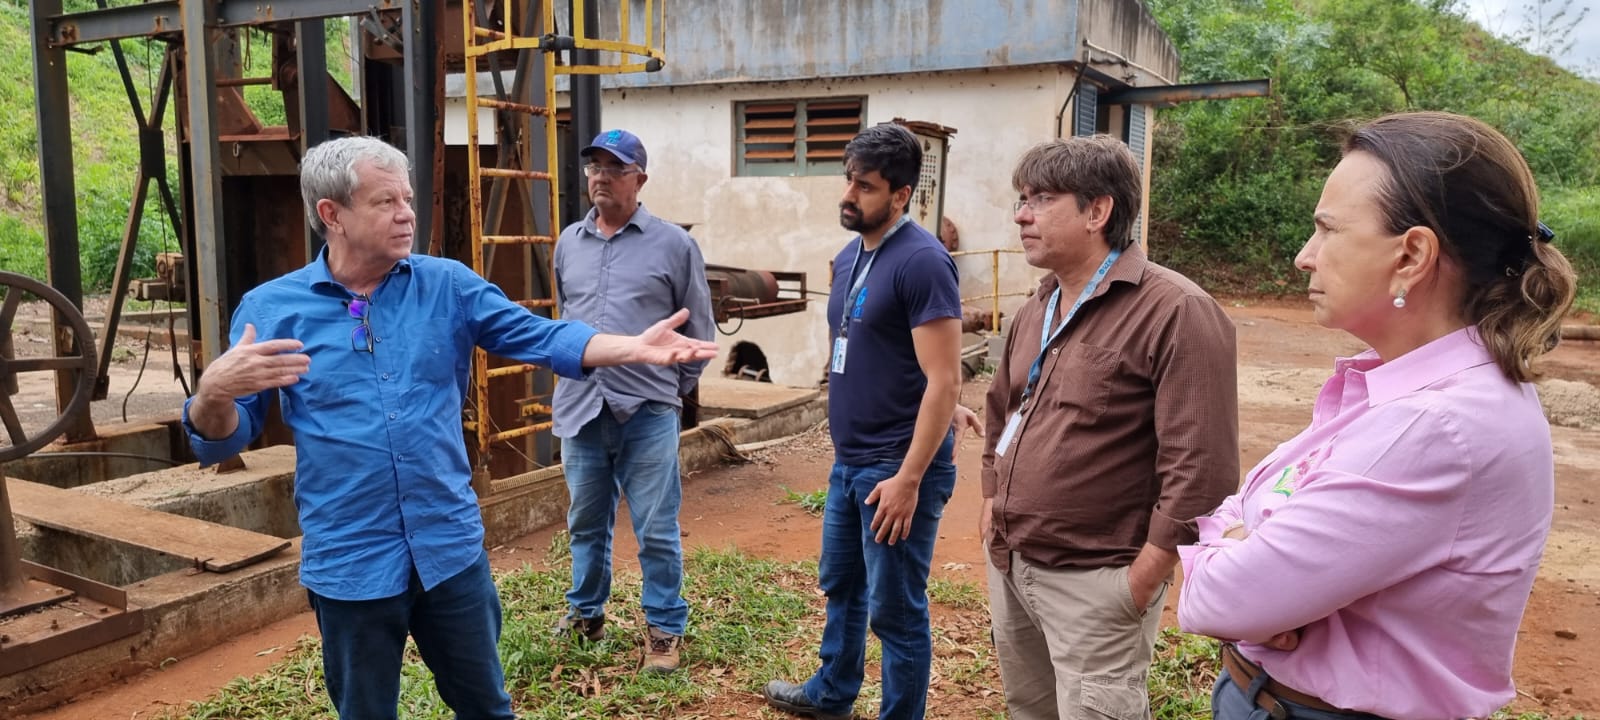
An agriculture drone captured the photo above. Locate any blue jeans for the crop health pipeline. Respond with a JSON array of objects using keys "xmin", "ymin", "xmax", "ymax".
[
  {"xmin": 562, "ymin": 401, "xmax": 688, "ymax": 635},
  {"xmin": 307, "ymin": 549, "xmax": 514, "ymax": 720},
  {"xmin": 802, "ymin": 433, "xmax": 957, "ymax": 720},
  {"xmin": 1213, "ymin": 669, "xmax": 1387, "ymax": 720}
]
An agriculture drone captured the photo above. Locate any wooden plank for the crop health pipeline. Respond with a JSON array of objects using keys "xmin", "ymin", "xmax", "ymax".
[
  {"xmin": 805, "ymin": 132, "xmax": 858, "ymax": 142},
  {"xmin": 745, "ymin": 134, "xmax": 796, "ymax": 144},
  {"xmin": 743, "ymin": 118, "xmax": 796, "ymax": 130},
  {"xmin": 698, "ymin": 376, "xmax": 821, "ymax": 419},
  {"xmin": 806, "ymin": 148, "xmax": 846, "ymax": 159},
  {"xmin": 7, "ymin": 478, "xmax": 290, "ymax": 573},
  {"xmin": 745, "ymin": 149, "xmax": 796, "ymax": 160}
]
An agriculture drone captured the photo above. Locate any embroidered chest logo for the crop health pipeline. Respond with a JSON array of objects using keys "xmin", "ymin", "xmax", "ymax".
[{"xmin": 1271, "ymin": 446, "xmax": 1327, "ymax": 498}]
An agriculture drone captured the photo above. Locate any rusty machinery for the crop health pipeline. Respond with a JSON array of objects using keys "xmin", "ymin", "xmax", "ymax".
[
  {"xmin": 0, "ymin": 272, "xmax": 143, "ymax": 677},
  {"xmin": 12, "ymin": 0, "xmax": 809, "ymax": 656}
]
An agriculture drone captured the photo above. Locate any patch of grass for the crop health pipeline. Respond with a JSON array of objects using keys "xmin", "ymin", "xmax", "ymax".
[
  {"xmin": 165, "ymin": 547, "xmax": 828, "ymax": 720},
  {"xmin": 778, "ymin": 486, "xmax": 828, "ymax": 516},
  {"xmin": 927, "ymin": 575, "xmax": 986, "ymax": 611},
  {"xmin": 1148, "ymin": 628, "xmax": 1219, "ymax": 720},
  {"xmin": 1542, "ymin": 185, "xmax": 1600, "ymax": 317}
]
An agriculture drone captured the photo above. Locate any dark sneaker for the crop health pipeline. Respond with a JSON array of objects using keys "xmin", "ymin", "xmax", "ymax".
[
  {"xmin": 762, "ymin": 679, "xmax": 852, "ymax": 720},
  {"xmin": 552, "ymin": 610, "xmax": 606, "ymax": 641},
  {"xmin": 641, "ymin": 626, "xmax": 682, "ymax": 674}
]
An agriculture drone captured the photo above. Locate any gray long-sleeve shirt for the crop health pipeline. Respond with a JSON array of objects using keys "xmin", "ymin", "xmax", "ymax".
[{"xmin": 551, "ymin": 203, "xmax": 715, "ymax": 437}]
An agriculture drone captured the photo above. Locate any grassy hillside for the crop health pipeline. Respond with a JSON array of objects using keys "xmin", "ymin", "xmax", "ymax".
[
  {"xmin": 0, "ymin": 4, "xmax": 350, "ymax": 289},
  {"xmin": 1146, "ymin": 0, "xmax": 1600, "ymax": 314}
]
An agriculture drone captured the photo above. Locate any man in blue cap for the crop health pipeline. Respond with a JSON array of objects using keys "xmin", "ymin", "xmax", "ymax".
[{"xmin": 549, "ymin": 129, "xmax": 715, "ymax": 674}]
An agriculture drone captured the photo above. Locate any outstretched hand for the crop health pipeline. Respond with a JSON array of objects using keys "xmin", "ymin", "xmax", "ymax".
[
  {"xmin": 631, "ymin": 309, "xmax": 719, "ymax": 366},
  {"xmin": 197, "ymin": 323, "xmax": 310, "ymax": 402}
]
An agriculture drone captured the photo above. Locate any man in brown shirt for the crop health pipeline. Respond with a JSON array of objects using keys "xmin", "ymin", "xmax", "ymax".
[{"xmin": 981, "ymin": 135, "xmax": 1238, "ymax": 719}]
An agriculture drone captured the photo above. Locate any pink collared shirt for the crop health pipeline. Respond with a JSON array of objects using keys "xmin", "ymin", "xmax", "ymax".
[{"xmin": 1179, "ymin": 327, "xmax": 1553, "ymax": 720}]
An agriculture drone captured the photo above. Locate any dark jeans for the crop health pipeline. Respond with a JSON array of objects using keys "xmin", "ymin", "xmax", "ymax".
[
  {"xmin": 802, "ymin": 433, "xmax": 957, "ymax": 720},
  {"xmin": 307, "ymin": 549, "xmax": 514, "ymax": 720}
]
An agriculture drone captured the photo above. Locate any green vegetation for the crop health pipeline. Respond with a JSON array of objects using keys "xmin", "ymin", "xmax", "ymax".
[
  {"xmin": 778, "ymin": 486, "xmax": 829, "ymax": 516},
  {"xmin": 159, "ymin": 547, "xmax": 1576, "ymax": 719},
  {"xmin": 1146, "ymin": 0, "xmax": 1600, "ymax": 313},
  {"xmin": 0, "ymin": 5, "xmax": 351, "ymax": 290}
]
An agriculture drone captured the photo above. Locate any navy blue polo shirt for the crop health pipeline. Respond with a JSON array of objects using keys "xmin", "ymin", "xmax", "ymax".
[{"xmin": 825, "ymin": 219, "xmax": 961, "ymax": 465}]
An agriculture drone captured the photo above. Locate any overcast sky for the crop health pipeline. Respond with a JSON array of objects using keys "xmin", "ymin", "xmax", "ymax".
[{"xmin": 1462, "ymin": 0, "xmax": 1599, "ymax": 75}]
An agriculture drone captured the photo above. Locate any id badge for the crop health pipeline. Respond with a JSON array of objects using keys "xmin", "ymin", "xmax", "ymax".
[
  {"xmin": 994, "ymin": 411, "xmax": 1022, "ymax": 456},
  {"xmin": 831, "ymin": 337, "xmax": 848, "ymax": 374}
]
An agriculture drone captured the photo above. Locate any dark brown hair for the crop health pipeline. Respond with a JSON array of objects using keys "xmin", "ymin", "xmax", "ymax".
[
  {"xmin": 1011, "ymin": 135, "xmax": 1143, "ymax": 251},
  {"xmin": 1346, "ymin": 111, "xmax": 1576, "ymax": 382}
]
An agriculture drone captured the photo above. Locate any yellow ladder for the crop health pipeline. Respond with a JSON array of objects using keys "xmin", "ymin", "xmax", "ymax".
[{"xmin": 460, "ymin": 0, "xmax": 667, "ymax": 472}]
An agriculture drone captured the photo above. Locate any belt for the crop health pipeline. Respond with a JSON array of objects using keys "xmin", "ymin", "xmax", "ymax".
[{"xmin": 1220, "ymin": 643, "xmax": 1348, "ymax": 719}]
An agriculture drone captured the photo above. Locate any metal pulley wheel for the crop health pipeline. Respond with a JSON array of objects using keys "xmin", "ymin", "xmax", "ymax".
[{"xmin": 0, "ymin": 271, "xmax": 98, "ymax": 462}]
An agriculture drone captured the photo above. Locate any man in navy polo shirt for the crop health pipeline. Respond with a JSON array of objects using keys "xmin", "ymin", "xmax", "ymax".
[{"xmin": 763, "ymin": 124, "xmax": 964, "ymax": 720}]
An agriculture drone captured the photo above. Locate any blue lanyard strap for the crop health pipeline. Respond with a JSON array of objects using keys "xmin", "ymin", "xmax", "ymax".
[
  {"xmin": 839, "ymin": 215, "xmax": 912, "ymax": 335},
  {"xmin": 1021, "ymin": 248, "xmax": 1122, "ymax": 403}
]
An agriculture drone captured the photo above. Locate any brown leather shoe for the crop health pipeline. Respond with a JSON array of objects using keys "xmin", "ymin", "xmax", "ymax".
[
  {"xmin": 641, "ymin": 626, "xmax": 681, "ymax": 674},
  {"xmin": 552, "ymin": 610, "xmax": 606, "ymax": 642}
]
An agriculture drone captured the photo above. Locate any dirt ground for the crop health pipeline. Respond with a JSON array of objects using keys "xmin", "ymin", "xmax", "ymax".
[{"xmin": 9, "ymin": 300, "xmax": 1600, "ymax": 719}]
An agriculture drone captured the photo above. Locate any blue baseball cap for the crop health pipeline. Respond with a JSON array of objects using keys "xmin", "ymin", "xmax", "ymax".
[{"xmin": 580, "ymin": 129, "xmax": 648, "ymax": 171}]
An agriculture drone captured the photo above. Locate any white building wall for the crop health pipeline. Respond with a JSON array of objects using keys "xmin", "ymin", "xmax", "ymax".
[{"xmin": 593, "ymin": 67, "xmax": 1076, "ymax": 387}]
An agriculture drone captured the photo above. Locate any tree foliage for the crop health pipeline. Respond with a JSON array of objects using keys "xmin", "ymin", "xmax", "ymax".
[{"xmin": 1145, "ymin": 0, "xmax": 1600, "ymax": 297}]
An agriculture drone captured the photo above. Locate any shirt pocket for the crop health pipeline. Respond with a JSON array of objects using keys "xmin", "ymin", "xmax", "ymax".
[
  {"xmin": 1045, "ymin": 343, "xmax": 1120, "ymax": 421},
  {"xmin": 407, "ymin": 318, "xmax": 463, "ymax": 388}
]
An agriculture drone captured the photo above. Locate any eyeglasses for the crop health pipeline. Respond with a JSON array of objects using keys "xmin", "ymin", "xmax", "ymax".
[
  {"xmin": 582, "ymin": 164, "xmax": 641, "ymax": 178},
  {"xmin": 1013, "ymin": 193, "xmax": 1061, "ymax": 214},
  {"xmin": 346, "ymin": 297, "xmax": 373, "ymax": 353}
]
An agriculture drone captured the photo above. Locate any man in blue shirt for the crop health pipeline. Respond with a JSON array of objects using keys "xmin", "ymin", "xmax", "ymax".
[
  {"xmin": 763, "ymin": 124, "xmax": 965, "ymax": 720},
  {"xmin": 182, "ymin": 136, "xmax": 717, "ymax": 720},
  {"xmin": 550, "ymin": 129, "xmax": 714, "ymax": 674}
]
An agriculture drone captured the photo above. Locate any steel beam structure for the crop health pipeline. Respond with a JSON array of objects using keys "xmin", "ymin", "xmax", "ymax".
[
  {"xmin": 296, "ymin": 20, "xmax": 331, "ymax": 259},
  {"xmin": 402, "ymin": 0, "xmax": 438, "ymax": 254},
  {"xmin": 183, "ymin": 0, "xmax": 231, "ymax": 367},
  {"xmin": 48, "ymin": 0, "xmax": 397, "ymax": 47},
  {"xmin": 1098, "ymin": 79, "xmax": 1272, "ymax": 106},
  {"xmin": 29, "ymin": 0, "xmax": 96, "ymax": 443}
]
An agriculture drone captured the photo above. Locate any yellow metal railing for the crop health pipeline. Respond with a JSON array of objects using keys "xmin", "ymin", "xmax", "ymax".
[
  {"xmin": 460, "ymin": 0, "xmax": 667, "ymax": 464},
  {"xmin": 950, "ymin": 248, "xmax": 1030, "ymax": 333}
]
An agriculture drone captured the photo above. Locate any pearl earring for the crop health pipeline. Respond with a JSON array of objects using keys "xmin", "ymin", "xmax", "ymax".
[{"xmin": 1392, "ymin": 289, "xmax": 1407, "ymax": 309}]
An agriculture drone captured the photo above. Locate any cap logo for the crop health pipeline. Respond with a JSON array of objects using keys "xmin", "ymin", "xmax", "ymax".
[{"xmin": 605, "ymin": 130, "xmax": 624, "ymax": 146}]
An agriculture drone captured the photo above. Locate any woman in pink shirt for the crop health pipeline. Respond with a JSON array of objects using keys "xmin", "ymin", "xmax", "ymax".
[{"xmin": 1178, "ymin": 111, "xmax": 1578, "ymax": 720}]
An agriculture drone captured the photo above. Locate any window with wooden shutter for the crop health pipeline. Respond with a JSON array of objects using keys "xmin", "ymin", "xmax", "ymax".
[{"xmin": 736, "ymin": 97, "xmax": 864, "ymax": 176}]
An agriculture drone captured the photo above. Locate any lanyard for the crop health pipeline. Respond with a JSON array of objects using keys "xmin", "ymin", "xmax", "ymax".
[
  {"xmin": 838, "ymin": 214, "xmax": 912, "ymax": 336},
  {"xmin": 1020, "ymin": 248, "xmax": 1121, "ymax": 404}
]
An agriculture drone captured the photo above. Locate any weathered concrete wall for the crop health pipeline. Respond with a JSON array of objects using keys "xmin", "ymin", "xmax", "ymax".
[
  {"xmin": 594, "ymin": 0, "xmax": 1083, "ymax": 88},
  {"xmin": 1077, "ymin": 0, "xmax": 1181, "ymax": 84},
  {"xmin": 596, "ymin": 67, "xmax": 1073, "ymax": 385},
  {"xmin": 4, "ymin": 420, "xmax": 184, "ymax": 489}
]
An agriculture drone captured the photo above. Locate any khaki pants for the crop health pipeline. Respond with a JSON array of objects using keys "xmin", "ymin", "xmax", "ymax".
[{"xmin": 987, "ymin": 552, "xmax": 1166, "ymax": 720}]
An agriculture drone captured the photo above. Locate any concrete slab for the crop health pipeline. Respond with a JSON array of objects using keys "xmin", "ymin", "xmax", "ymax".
[{"xmin": 698, "ymin": 377, "xmax": 821, "ymax": 419}]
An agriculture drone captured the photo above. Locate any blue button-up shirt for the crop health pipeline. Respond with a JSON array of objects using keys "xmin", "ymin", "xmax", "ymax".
[
  {"xmin": 183, "ymin": 252, "xmax": 597, "ymax": 600},
  {"xmin": 551, "ymin": 203, "xmax": 713, "ymax": 437}
]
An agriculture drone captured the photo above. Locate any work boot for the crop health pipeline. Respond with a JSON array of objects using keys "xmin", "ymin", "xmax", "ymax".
[
  {"xmin": 641, "ymin": 626, "xmax": 682, "ymax": 674},
  {"xmin": 762, "ymin": 679, "xmax": 852, "ymax": 720},
  {"xmin": 552, "ymin": 610, "xmax": 606, "ymax": 642}
]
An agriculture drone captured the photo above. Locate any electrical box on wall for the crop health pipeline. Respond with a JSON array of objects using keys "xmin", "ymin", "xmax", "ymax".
[{"xmin": 892, "ymin": 119, "xmax": 957, "ymax": 243}]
